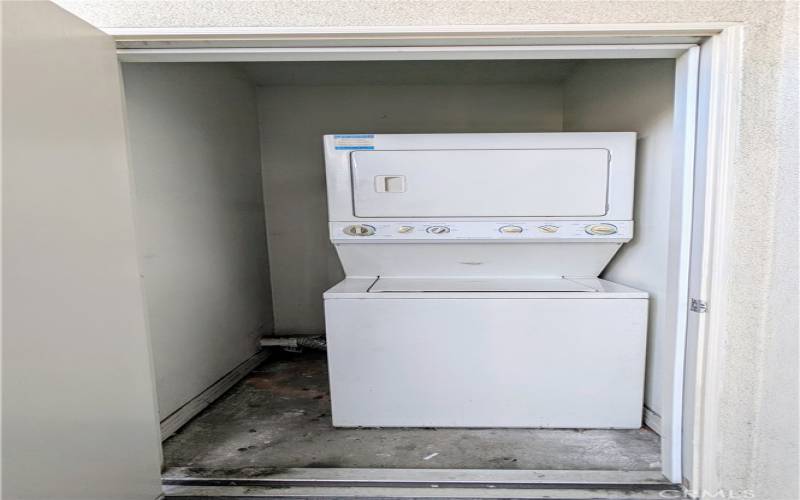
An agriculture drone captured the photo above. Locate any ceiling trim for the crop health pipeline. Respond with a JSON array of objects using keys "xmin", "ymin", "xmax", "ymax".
[{"xmin": 108, "ymin": 23, "xmax": 729, "ymax": 51}]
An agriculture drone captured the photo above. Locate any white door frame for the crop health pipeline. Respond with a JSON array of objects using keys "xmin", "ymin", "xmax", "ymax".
[
  {"xmin": 682, "ymin": 25, "xmax": 744, "ymax": 497},
  {"xmin": 107, "ymin": 23, "xmax": 743, "ymax": 494}
]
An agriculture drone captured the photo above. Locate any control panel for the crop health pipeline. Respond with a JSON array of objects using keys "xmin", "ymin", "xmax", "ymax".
[{"xmin": 331, "ymin": 221, "xmax": 632, "ymax": 241}]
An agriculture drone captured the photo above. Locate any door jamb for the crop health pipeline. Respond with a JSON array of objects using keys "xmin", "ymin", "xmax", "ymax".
[
  {"xmin": 684, "ymin": 25, "xmax": 744, "ymax": 498},
  {"xmin": 669, "ymin": 44, "xmax": 701, "ymax": 485},
  {"xmin": 115, "ymin": 44, "xmax": 694, "ymax": 62}
]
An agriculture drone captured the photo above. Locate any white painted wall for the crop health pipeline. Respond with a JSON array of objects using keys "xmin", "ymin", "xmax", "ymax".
[
  {"xmin": 562, "ymin": 60, "xmax": 676, "ymax": 418},
  {"xmin": 257, "ymin": 81, "xmax": 564, "ymax": 334},
  {"xmin": 749, "ymin": 7, "xmax": 799, "ymax": 497},
  {"xmin": 122, "ymin": 63, "xmax": 273, "ymax": 419}
]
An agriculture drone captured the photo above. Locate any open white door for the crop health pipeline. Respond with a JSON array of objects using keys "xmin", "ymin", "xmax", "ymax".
[{"xmin": 2, "ymin": 2, "xmax": 163, "ymax": 499}]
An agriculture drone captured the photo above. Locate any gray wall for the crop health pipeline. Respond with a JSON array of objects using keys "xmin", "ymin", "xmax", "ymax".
[
  {"xmin": 563, "ymin": 59, "xmax": 676, "ymax": 419},
  {"xmin": 257, "ymin": 81, "xmax": 564, "ymax": 334},
  {"xmin": 122, "ymin": 63, "xmax": 273, "ymax": 418}
]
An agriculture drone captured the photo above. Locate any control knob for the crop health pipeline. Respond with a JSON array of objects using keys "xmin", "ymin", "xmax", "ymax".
[
  {"xmin": 499, "ymin": 225, "xmax": 523, "ymax": 234},
  {"xmin": 585, "ymin": 224, "xmax": 618, "ymax": 235},
  {"xmin": 343, "ymin": 224, "xmax": 376, "ymax": 236},
  {"xmin": 426, "ymin": 226, "xmax": 451, "ymax": 234}
]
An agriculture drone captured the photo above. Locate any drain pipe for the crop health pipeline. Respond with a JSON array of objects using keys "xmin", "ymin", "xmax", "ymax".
[{"xmin": 260, "ymin": 335, "xmax": 327, "ymax": 352}]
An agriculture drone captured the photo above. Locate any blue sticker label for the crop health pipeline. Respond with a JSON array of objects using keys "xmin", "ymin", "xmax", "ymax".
[{"xmin": 334, "ymin": 134, "xmax": 375, "ymax": 150}]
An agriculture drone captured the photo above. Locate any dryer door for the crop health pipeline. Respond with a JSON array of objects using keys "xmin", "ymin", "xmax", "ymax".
[{"xmin": 351, "ymin": 149, "xmax": 609, "ymax": 217}]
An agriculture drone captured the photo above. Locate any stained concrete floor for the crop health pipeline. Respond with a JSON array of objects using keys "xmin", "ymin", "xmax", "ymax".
[{"xmin": 162, "ymin": 350, "xmax": 661, "ymax": 471}]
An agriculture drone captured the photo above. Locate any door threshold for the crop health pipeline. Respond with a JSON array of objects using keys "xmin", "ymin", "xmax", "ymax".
[
  {"xmin": 163, "ymin": 484, "xmax": 682, "ymax": 499},
  {"xmin": 162, "ymin": 467, "xmax": 681, "ymax": 498},
  {"xmin": 163, "ymin": 486, "xmax": 687, "ymax": 500}
]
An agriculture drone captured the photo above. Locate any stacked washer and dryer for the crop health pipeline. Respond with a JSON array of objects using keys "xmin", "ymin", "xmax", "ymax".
[{"xmin": 322, "ymin": 133, "xmax": 648, "ymax": 429}]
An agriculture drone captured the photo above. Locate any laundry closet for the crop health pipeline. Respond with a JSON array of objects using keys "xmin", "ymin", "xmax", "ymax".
[{"xmin": 120, "ymin": 58, "xmax": 686, "ymax": 487}]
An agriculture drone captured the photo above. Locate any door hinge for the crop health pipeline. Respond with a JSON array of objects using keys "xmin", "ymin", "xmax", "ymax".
[{"xmin": 690, "ymin": 298, "xmax": 708, "ymax": 313}]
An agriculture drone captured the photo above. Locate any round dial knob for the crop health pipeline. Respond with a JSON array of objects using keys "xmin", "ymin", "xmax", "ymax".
[
  {"xmin": 499, "ymin": 225, "xmax": 523, "ymax": 234},
  {"xmin": 397, "ymin": 225, "xmax": 414, "ymax": 233},
  {"xmin": 343, "ymin": 224, "xmax": 375, "ymax": 236},
  {"xmin": 538, "ymin": 225, "xmax": 559, "ymax": 233},
  {"xmin": 585, "ymin": 223, "xmax": 618, "ymax": 235},
  {"xmin": 426, "ymin": 226, "xmax": 450, "ymax": 235}
]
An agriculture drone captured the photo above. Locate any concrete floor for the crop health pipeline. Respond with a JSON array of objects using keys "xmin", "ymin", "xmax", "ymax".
[{"xmin": 163, "ymin": 351, "xmax": 661, "ymax": 471}]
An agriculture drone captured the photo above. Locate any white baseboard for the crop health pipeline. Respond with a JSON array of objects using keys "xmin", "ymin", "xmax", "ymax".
[
  {"xmin": 160, "ymin": 349, "xmax": 271, "ymax": 440},
  {"xmin": 643, "ymin": 406, "xmax": 662, "ymax": 436}
]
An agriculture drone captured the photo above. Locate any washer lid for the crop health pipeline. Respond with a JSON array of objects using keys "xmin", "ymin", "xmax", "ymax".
[{"xmin": 368, "ymin": 277, "xmax": 598, "ymax": 293}]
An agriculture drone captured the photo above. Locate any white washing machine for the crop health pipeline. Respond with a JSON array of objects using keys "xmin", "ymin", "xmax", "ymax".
[{"xmin": 322, "ymin": 133, "xmax": 648, "ymax": 429}]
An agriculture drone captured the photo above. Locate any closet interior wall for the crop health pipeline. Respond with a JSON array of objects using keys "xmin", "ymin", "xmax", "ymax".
[
  {"xmin": 122, "ymin": 63, "xmax": 273, "ymax": 420},
  {"xmin": 563, "ymin": 59, "xmax": 677, "ymax": 424}
]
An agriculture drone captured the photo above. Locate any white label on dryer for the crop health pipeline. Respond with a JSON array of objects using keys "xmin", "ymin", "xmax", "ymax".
[{"xmin": 334, "ymin": 134, "xmax": 375, "ymax": 150}]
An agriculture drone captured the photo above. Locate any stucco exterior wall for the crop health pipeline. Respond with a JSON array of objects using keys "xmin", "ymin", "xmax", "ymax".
[{"xmin": 52, "ymin": 1, "xmax": 799, "ymax": 499}]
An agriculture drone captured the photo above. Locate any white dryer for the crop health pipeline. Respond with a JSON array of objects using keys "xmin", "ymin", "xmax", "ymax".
[{"xmin": 322, "ymin": 133, "xmax": 648, "ymax": 429}]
